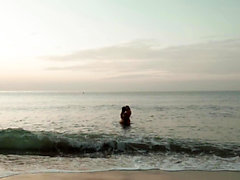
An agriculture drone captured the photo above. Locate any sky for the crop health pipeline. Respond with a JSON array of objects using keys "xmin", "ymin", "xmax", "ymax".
[{"xmin": 0, "ymin": 0, "xmax": 240, "ymax": 91}]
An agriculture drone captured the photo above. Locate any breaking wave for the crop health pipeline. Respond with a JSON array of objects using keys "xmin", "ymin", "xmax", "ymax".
[{"xmin": 0, "ymin": 128, "xmax": 239, "ymax": 157}]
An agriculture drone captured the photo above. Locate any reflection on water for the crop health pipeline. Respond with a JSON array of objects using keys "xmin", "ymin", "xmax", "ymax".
[
  {"xmin": 0, "ymin": 91, "xmax": 240, "ymax": 142},
  {"xmin": 0, "ymin": 91, "xmax": 240, "ymax": 176}
]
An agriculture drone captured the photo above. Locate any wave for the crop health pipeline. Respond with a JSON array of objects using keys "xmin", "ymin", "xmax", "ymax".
[{"xmin": 0, "ymin": 128, "xmax": 239, "ymax": 157}]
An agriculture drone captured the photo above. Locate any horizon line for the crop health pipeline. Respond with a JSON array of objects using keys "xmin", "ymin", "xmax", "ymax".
[{"xmin": 0, "ymin": 90, "xmax": 239, "ymax": 93}]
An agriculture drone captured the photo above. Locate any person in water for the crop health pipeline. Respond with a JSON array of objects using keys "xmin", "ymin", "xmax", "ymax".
[
  {"xmin": 120, "ymin": 106, "xmax": 127, "ymax": 120},
  {"xmin": 120, "ymin": 105, "xmax": 131, "ymax": 125}
]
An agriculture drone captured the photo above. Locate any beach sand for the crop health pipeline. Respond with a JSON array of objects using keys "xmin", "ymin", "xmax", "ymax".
[{"xmin": 1, "ymin": 170, "xmax": 240, "ymax": 180}]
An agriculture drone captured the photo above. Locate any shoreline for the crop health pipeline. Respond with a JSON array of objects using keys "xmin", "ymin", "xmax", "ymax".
[{"xmin": 1, "ymin": 170, "xmax": 240, "ymax": 180}]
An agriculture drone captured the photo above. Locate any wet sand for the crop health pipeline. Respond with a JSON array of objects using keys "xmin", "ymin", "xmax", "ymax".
[{"xmin": 1, "ymin": 170, "xmax": 240, "ymax": 180}]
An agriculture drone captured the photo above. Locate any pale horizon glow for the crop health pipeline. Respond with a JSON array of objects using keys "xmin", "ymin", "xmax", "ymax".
[{"xmin": 0, "ymin": 0, "xmax": 240, "ymax": 91}]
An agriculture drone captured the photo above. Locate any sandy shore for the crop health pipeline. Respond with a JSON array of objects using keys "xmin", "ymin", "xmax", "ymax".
[{"xmin": 1, "ymin": 170, "xmax": 240, "ymax": 180}]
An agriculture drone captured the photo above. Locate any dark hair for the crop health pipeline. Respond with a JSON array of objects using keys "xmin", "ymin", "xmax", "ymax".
[
  {"xmin": 125, "ymin": 105, "xmax": 130, "ymax": 110},
  {"xmin": 122, "ymin": 106, "xmax": 126, "ymax": 113}
]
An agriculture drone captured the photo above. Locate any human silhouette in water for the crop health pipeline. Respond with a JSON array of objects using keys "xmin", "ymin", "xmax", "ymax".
[{"xmin": 120, "ymin": 105, "xmax": 131, "ymax": 126}]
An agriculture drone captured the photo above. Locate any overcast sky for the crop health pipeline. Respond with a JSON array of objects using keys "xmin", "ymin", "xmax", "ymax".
[{"xmin": 0, "ymin": 0, "xmax": 240, "ymax": 91}]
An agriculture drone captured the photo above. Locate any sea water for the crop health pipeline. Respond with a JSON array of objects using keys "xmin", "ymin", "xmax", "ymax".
[{"xmin": 0, "ymin": 91, "xmax": 239, "ymax": 177}]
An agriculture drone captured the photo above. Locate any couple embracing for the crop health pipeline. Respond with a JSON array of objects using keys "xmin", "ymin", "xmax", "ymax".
[{"xmin": 120, "ymin": 105, "xmax": 131, "ymax": 126}]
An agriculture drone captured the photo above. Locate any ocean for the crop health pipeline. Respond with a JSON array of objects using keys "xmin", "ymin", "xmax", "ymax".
[{"xmin": 0, "ymin": 91, "xmax": 239, "ymax": 177}]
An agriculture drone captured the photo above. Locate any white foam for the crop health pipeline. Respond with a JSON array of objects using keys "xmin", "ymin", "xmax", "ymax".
[{"xmin": 0, "ymin": 153, "xmax": 240, "ymax": 178}]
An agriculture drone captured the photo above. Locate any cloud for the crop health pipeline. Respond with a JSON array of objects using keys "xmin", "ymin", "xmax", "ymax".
[
  {"xmin": 45, "ymin": 39, "xmax": 240, "ymax": 81},
  {"xmin": 45, "ymin": 39, "xmax": 162, "ymax": 61},
  {"xmin": 156, "ymin": 39, "xmax": 240, "ymax": 74}
]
